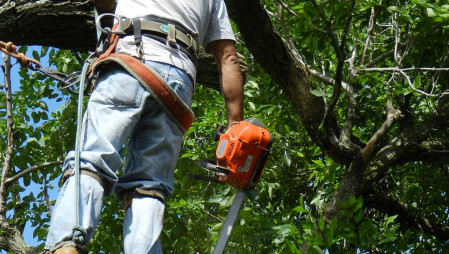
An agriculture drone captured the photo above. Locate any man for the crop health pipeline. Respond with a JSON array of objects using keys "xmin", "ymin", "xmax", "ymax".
[{"xmin": 43, "ymin": 0, "xmax": 244, "ymax": 253}]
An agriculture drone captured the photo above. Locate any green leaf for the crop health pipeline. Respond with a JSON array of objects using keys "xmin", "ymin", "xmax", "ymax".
[
  {"xmin": 387, "ymin": 6, "xmax": 400, "ymax": 13},
  {"xmin": 39, "ymin": 101, "xmax": 48, "ymax": 111},
  {"xmin": 310, "ymin": 89, "xmax": 324, "ymax": 97},
  {"xmin": 41, "ymin": 46, "xmax": 49, "ymax": 57},
  {"xmin": 426, "ymin": 8, "xmax": 437, "ymax": 17},
  {"xmin": 293, "ymin": 205, "xmax": 308, "ymax": 213},
  {"xmin": 248, "ymin": 101, "xmax": 256, "ymax": 110},
  {"xmin": 32, "ymin": 50, "xmax": 40, "ymax": 62},
  {"xmin": 283, "ymin": 150, "xmax": 291, "ymax": 166},
  {"xmin": 319, "ymin": 216, "xmax": 324, "ymax": 231}
]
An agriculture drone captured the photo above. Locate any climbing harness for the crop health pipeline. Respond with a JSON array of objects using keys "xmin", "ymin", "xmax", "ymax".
[{"xmin": 87, "ymin": 13, "xmax": 196, "ymax": 132}]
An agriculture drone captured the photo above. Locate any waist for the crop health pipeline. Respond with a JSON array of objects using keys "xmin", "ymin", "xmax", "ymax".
[{"xmin": 118, "ymin": 16, "xmax": 199, "ymax": 65}]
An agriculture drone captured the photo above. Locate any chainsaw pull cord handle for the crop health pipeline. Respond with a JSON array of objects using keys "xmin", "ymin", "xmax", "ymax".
[{"xmin": 71, "ymin": 6, "xmax": 104, "ymax": 246}]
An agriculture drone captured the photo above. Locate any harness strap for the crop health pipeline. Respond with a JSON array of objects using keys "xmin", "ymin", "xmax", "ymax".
[
  {"xmin": 132, "ymin": 18, "xmax": 144, "ymax": 59},
  {"xmin": 120, "ymin": 18, "xmax": 199, "ymax": 56},
  {"xmin": 167, "ymin": 24, "xmax": 177, "ymax": 48},
  {"xmin": 63, "ymin": 169, "xmax": 106, "ymax": 191},
  {"xmin": 123, "ymin": 188, "xmax": 165, "ymax": 212}
]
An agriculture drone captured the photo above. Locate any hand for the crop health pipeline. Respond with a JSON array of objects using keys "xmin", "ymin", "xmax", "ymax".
[
  {"xmin": 227, "ymin": 120, "xmax": 240, "ymax": 129},
  {"xmin": 89, "ymin": 0, "xmax": 117, "ymax": 12}
]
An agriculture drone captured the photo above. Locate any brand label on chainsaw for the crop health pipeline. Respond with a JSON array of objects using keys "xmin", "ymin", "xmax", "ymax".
[
  {"xmin": 217, "ymin": 140, "xmax": 227, "ymax": 157},
  {"xmin": 242, "ymin": 155, "xmax": 253, "ymax": 172}
]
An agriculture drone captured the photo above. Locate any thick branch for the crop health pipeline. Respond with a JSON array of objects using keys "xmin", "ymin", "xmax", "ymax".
[
  {"xmin": 225, "ymin": 0, "xmax": 351, "ymax": 163},
  {"xmin": 0, "ymin": 0, "xmax": 229, "ymax": 88},
  {"xmin": 362, "ymin": 98, "xmax": 402, "ymax": 162},
  {"xmin": 340, "ymin": 33, "xmax": 358, "ymax": 153},
  {"xmin": 366, "ymin": 113, "xmax": 449, "ymax": 181},
  {"xmin": 0, "ymin": 53, "xmax": 13, "ymax": 217},
  {"xmin": 0, "ymin": 218, "xmax": 38, "ymax": 254},
  {"xmin": 365, "ymin": 193, "xmax": 449, "ymax": 241},
  {"xmin": 4, "ymin": 161, "xmax": 64, "ymax": 186}
]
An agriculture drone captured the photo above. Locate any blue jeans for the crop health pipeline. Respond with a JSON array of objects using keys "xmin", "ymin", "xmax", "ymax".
[{"xmin": 45, "ymin": 61, "xmax": 193, "ymax": 253}]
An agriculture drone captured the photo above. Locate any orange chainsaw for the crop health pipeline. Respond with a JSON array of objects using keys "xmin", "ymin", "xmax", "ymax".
[
  {"xmin": 197, "ymin": 117, "xmax": 273, "ymax": 189},
  {"xmin": 194, "ymin": 118, "xmax": 273, "ymax": 253}
]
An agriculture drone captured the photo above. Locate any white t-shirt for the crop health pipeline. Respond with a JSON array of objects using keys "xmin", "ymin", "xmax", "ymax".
[{"xmin": 114, "ymin": 0, "xmax": 236, "ymax": 81}]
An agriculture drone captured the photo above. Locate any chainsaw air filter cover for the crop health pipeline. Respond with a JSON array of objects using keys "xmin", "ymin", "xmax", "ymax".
[{"xmin": 215, "ymin": 118, "xmax": 273, "ymax": 189}]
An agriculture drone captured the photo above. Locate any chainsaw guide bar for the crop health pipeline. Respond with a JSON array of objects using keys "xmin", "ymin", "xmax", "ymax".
[{"xmin": 192, "ymin": 118, "xmax": 273, "ymax": 253}]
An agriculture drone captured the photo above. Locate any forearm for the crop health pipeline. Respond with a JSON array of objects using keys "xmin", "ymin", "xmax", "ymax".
[
  {"xmin": 220, "ymin": 56, "xmax": 244, "ymax": 127},
  {"xmin": 211, "ymin": 40, "xmax": 244, "ymax": 127}
]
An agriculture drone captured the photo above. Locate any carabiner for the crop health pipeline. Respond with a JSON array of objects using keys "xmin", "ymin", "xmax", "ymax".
[{"xmin": 95, "ymin": 13, "xmax": 126, "ymax": 35}]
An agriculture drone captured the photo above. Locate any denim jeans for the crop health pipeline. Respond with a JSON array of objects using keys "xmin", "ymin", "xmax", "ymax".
[{"xmin": 45, "ymin": 60, "xmax": 193, "ymax": 253}]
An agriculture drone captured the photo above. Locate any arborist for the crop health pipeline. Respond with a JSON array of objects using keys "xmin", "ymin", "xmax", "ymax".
[{"xmin": 42, "ymin": 0, "xmax": 244, "ymax": 253}]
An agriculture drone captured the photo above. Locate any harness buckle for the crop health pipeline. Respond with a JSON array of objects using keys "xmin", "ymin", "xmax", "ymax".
[{"xmin": 95, "ymin": 13, "xmax": 126, "ymax": 35}]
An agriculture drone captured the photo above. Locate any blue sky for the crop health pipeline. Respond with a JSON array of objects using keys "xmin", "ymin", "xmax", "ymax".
[{"xmin": 1, "ymin": 47, "xmax": 63, "ymax": 250}]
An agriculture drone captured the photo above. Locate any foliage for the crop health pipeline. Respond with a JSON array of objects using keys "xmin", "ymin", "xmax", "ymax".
[{"xmin": 1, "ymin": 0, "xmax": 449, "ymax": 253}]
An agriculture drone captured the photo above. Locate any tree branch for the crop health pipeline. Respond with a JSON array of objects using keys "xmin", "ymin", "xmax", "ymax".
[
  {"xmin": 276, "ymin": 0, "xmax": 297, "ymax": 17},
  {"xmin": 225, "ymin": 0, "xmax": 352, "ymax": 164},
  {"xmin": 365, "ymin": 192, "xmax": 449, "ymax": 241},
  {"xmin": 361, "ymin": 7, "xmax": 376, "ymax": 66},
  {"xmin": 356, "ymin": 67, "xmax": 449, "ymax": 73},
  {"xmin": 0, "ymin": 53, "xmax": 13, "ymax": 217},
  {"xmin": 365, "ymin": 49, "xmax": 394, "ymax": 68},
  {"xmin": 366, "ymin": 113, "xmax": 449, "ymax": 181},
  {"xmin": 4, "ymin": 161, "xmax": 64, "ymax": 186},
  {"xmin": 0, "ymin": 217, "xmax": 38, "ymax": 253},
  {"xmin": 340, "ymin": 33, "xmax": 359, "ymax": 153},
  {"xmin": 362, "ymin": 98, "xmax": 402, "ymax": 163},
  {"xmin": 308, "ymin": 68, "xmax": 350, "ymax": 92}
]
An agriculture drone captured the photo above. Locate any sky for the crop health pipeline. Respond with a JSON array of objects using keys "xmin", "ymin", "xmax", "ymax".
[{"xmin": 1, "ymin": 47, "xmax": 63, "ymax": 250}]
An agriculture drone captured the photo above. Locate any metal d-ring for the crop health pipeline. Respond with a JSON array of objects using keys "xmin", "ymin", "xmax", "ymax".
[{"xmin": 95, "ymin": 13, "xmax": 126, "ymax": 35}]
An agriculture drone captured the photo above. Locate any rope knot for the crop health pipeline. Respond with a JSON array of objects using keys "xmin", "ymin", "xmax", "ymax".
[{"xmin": 5, "ymin": 42, "xmax": 16, "ymax": 53}]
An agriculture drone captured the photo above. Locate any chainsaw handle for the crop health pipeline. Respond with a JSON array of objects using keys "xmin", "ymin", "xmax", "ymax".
[{"xmin": 213, "ymin": 124, "xmax": 226, "ymax": 142}]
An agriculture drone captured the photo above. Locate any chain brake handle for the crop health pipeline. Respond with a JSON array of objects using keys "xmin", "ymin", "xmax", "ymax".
[{"xmin": 213, "ymin": 124, "xmax": 226, "ymax": 142}]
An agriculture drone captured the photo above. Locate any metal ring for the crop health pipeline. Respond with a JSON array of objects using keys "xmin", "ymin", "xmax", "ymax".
[{"xmin": 95, "ymin": 13, "xmax": 126, "ymax": 35}]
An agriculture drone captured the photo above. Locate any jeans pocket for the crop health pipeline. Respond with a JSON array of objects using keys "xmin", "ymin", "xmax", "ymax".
[
  {"xmin": 165, "ymin": 114, "xmax": 183, "ymax": 137},
  {"xmin": 104, "ymin": 71, "xmax": 144, "ymax": 108}
]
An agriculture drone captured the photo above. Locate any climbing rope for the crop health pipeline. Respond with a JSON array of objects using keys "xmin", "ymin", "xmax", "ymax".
[
  {"xmin": 0, "ymin": 40, "xmax": 82, "ymax": 93},
  {"xmin": 0, "ymin": 40, "xmax": 42, "ymax": 69},
  {"xmin": 71, "ymin": 6, "xmax": 105, "ymax": 246}
]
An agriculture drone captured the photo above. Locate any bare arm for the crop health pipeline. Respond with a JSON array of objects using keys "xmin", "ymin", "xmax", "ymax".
[
  {"xmin": 210, "ymin": 40, "xmax": 244, "ymax": 128},
  {"xmin": 89, "ymin": 0, "xmax": 116, "ymax": 12}
]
